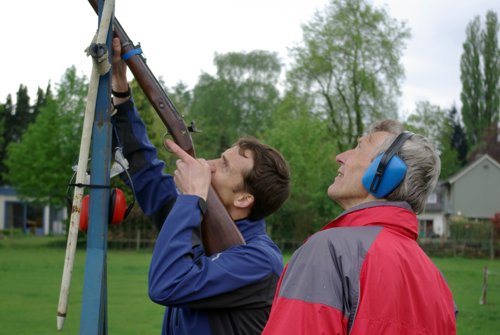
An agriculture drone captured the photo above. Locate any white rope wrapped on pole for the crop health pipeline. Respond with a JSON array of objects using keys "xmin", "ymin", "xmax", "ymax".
[{"xmin": 56, "ymin": 0, "xmax": 114, "ymax": 331}]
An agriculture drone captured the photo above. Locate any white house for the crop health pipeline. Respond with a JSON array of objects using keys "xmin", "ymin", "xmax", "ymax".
[
  {"xmin": 418, "ymin": 184, "xmax": 446, "ymax": 238},
  {"xmin": 0, "ymin": 186, "xmax": 66, "ymax": 235}
]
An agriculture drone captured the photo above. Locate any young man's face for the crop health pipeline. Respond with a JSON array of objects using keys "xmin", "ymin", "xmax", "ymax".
[
  {"xmin": 208, "ymin": 145, "xmax": 254, "ymax": 210},
  {"xmin": 327, "ymin": 131, "xmax": 391, "ymax": 209}
]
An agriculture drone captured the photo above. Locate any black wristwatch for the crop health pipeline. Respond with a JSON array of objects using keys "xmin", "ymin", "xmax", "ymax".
[
  {"xmin": 197, "ymin": 197, "xmax": 208, "ymax": 216},
  {"xmin": 112, "ymin": 85, "xmax": 131, "ymax": 98}
]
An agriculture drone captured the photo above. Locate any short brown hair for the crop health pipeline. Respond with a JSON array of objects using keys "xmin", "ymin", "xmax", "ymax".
[{"xmin": 235, "ymin": 137, "xmax": 291, "ymax": 220}]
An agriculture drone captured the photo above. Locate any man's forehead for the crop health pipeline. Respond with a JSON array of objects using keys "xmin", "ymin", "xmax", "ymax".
[
  {"xmin": 224, "ymin": 146, "xmax": 254, "ymax": 167},
  {"xmin": 365, "ymin": 131, "xmax": 391, "ymax": 143},
  {"xmin": 233, "ymin": 145, "xmax": 253, "ymax": 159},
  {"xmin": 226, "ymin": 146, "xmax": 254, "ymax": 173}
]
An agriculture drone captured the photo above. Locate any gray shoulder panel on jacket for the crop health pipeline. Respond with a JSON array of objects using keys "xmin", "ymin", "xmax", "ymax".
[{"xmin": 279, "ymin": 226, "xmax": 382, "ymax": 318}]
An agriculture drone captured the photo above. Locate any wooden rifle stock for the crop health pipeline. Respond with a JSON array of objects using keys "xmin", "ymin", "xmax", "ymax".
[{"xmin": 88, "ymin": 0, "xmax": 245, "ymax": 254}]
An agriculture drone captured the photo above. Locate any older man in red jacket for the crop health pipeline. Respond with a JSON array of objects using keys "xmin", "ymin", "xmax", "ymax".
[{"xmin": 263, "ymin": 119, "xmax": 457, "ymax": 334}]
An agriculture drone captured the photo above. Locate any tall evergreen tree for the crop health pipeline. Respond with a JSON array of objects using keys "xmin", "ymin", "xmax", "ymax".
[
  {"xmin": 0, "ymin": 102, "xmax": 4, "ymax": 153},
  {"xmin": 460, "ymin": 11, "xmax": 500, "ymax": 148},
  {"xmin": 483, "ymin": 11, "xmax": 500, "ymax": 128},
  {"xmin": 6, "ymin": 85, "xmax": 31, "ymax": 144},
  {"xmin": 31, "ymin": 86, "xmax": 48, "ymax": 124},
  {"xmin": 0, "ymin": 95, "xmax": 14, "ymax": 185},
  {"xmin": 448, "ymin": 105, "xmax": 468, "ymax": 166}
]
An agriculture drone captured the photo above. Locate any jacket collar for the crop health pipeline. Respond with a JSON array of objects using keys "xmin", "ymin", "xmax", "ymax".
[
  {"xmin": 235, "ymin": 218, "xmax": 267, "ymax": 240},
  {"xmin": 321, "ymin": 201, "xmax": 418, "ymax": 240}
]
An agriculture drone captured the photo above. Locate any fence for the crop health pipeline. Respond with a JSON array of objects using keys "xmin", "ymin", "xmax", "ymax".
[
  {"xmin": 89, "ymin": 214, "xmax": 500, "ymax": 259},
  {"xmin": 415, "ymin": 219, "xmax": 499, "ymax": 258}
]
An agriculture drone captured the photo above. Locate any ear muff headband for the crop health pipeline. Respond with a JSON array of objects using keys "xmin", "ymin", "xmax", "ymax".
[{"xmin": 362, "ymin": 132, "xmax": 413, "ymax": 198}]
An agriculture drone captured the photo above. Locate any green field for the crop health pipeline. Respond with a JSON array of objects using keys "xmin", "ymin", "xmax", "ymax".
[{"xmin": 1, "ymin": 236, "xmax": 499, "ymax": 334}]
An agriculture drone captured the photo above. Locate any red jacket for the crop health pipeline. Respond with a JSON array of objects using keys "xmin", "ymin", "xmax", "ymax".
[{"xmin": 263, "ymin": 202, "xmax": 456, "ymax": 334}]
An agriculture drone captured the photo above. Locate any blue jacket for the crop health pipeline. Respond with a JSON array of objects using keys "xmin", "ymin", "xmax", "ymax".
[{"xmin": 112, "ymin": 100, "xmax": 283, "ymax": 335}]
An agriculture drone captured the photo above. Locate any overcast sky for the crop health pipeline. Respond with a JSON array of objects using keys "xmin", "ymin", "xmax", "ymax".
[{"xmin": 1, "ymin": 0, "xmax": 499, "ymax": 119}]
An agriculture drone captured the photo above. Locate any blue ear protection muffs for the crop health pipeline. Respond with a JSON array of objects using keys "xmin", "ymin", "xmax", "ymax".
[{"xmin": 362, "ymin": 132, "xmax": 414, "ymax": 198}]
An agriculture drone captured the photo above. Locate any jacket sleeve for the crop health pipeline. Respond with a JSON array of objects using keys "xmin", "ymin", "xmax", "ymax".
[
  {"xmin": 148, "ymin": 195, "xmax": 279, "ymax": 308},
  {"xmin": 111, "ymin": 99, "xmax": 177, "ymax": 221}
]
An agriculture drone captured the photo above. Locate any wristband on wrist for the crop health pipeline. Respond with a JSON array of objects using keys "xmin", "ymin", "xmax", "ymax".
[{"xmin": 112, "ymin": 85, "xmax": 131, "ymax": 98}]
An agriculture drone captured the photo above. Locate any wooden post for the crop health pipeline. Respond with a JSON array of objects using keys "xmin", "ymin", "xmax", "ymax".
[
  {"xmin": 490, "ymin": 221, "xmax": 495, "ymax": 260},
  {"xmin": 479, "ymin": 266, "xmax": 488, "ymax": 305},
  {"xmin": 136, "ymin": 228, "xmax": 141, "ymax": 251}
]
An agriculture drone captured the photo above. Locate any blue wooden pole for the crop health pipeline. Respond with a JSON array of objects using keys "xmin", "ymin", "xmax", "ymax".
[{"xmin": 80, "ymin": 0, "xmax": 113, "ymax": 333}]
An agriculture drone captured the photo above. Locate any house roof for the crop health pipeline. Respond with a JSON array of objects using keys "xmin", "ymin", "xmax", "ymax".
[{"xmin": 447, "ymin": 154, "xmax": 500, "ymax": 184}]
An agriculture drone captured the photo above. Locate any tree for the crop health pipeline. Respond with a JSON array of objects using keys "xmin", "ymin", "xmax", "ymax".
[
  {"xmin": 468, "ymin": 124, "xmax": 500, "ymax": 163},
  {"xmin": 1, "ymin": 85, "xmax": 38, "ymax": 186},
  {"xmin": 190, "ymin": 51, "xmax": 282, "ymax": 158},
  {"xmin": 0, "ymin": 95, "xmax": 13, "ymax": 185},
  {"xmin": 447, "ymin": 105, "xmax": 468, "ymax": 166},
  {"xmin": 405, "ymin": 101, "xmax": 445, "ymax": 147},
  {"xmin": 127, "ymin": 79, "xmax": 172, "ymax": 164},
  {"xmin": 4, "ymin": 66, "xmax": 88, "ymax": 206},
  {"xmin": 483, "ymin": 11, "xmax": 500, "ymax": 134},
  {"xmin": 460, "ymin": 11, "xmax": 500, "ymax": 148},
  {"xmin": 31, "ymin": 84, "xmax": 52, "ymax": 123},
  {"xmin": 405, "ymin": 101, "xmax": 462, "ymax": 179},
  {"xmin": 262, "ymin": 89, "xmax": 341, "ymax": 242},
  {"xmin": 190, "ymin": 74, "xmax": 239, "ymax": 157},
  {"xmin": 287, "ymin": 0, "xmax": 410, "ymax": 152},
  {"xmin": 166, "ymin": 81, "xmax": 192, "ymax": 119},
  {"xmin": 10, "ymin": 85, "xmax": 31, "ymax": 144}
]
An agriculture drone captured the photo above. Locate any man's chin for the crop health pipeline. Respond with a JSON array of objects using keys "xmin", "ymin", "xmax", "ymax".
[{"xmin": 327, "ymin": 185, "xmax": 338, "ymax": 201}]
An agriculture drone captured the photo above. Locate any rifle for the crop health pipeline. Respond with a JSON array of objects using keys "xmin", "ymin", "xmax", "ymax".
[{"xmin": 88, "ymin": 0, "xmax": 245, "ymax": 255}]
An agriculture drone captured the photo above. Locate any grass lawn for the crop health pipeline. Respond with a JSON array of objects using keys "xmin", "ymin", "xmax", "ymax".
[
  {"xmin": 0, "ymin": 236, "xmax": 163, "ymax": 335},
  {"xmin": 432, "ymin": 257, "xmax": 500, "ymax": 334},
  {"xmin": 1, "ymin": 236, "xmax": 499, "ymax": 334}
]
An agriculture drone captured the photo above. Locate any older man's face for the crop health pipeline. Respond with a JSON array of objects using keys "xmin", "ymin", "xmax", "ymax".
[{"xmin": 327, "ymin": 131, "xmax": 392, "ymax": 209}]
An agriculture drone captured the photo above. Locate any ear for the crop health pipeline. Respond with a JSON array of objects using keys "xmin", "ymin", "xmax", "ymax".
[{"xmin": 233, "ymin": 192, "xmax": 254, "ymax": 209}]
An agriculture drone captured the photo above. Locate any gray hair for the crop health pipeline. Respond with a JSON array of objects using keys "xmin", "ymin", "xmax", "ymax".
[{"xmin": 367, "ymin": 119, "xmax": 441, "ymax": 213}]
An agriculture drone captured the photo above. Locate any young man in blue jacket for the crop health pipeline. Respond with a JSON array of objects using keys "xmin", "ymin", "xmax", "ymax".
[{"xmin": 111, "ymin": 37, "xmax": 291, "ymax": 335}]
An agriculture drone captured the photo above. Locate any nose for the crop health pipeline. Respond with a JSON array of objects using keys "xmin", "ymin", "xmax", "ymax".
[
  {"xmin": 207, "ymin": 159, "xmax": 217, "ymax": 173},
  {"xmin": 336, "ymin": 149, "xmax": 352, "ymax": 165}
]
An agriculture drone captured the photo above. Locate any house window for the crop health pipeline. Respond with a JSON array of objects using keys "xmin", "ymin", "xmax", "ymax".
[
  {"xmin": 5, "ymin": 201, "xmax": 25, "ymax": 230},
  {"xmin": 427, "ymin": 192, "xmax": 437, "ymax": 204}
]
